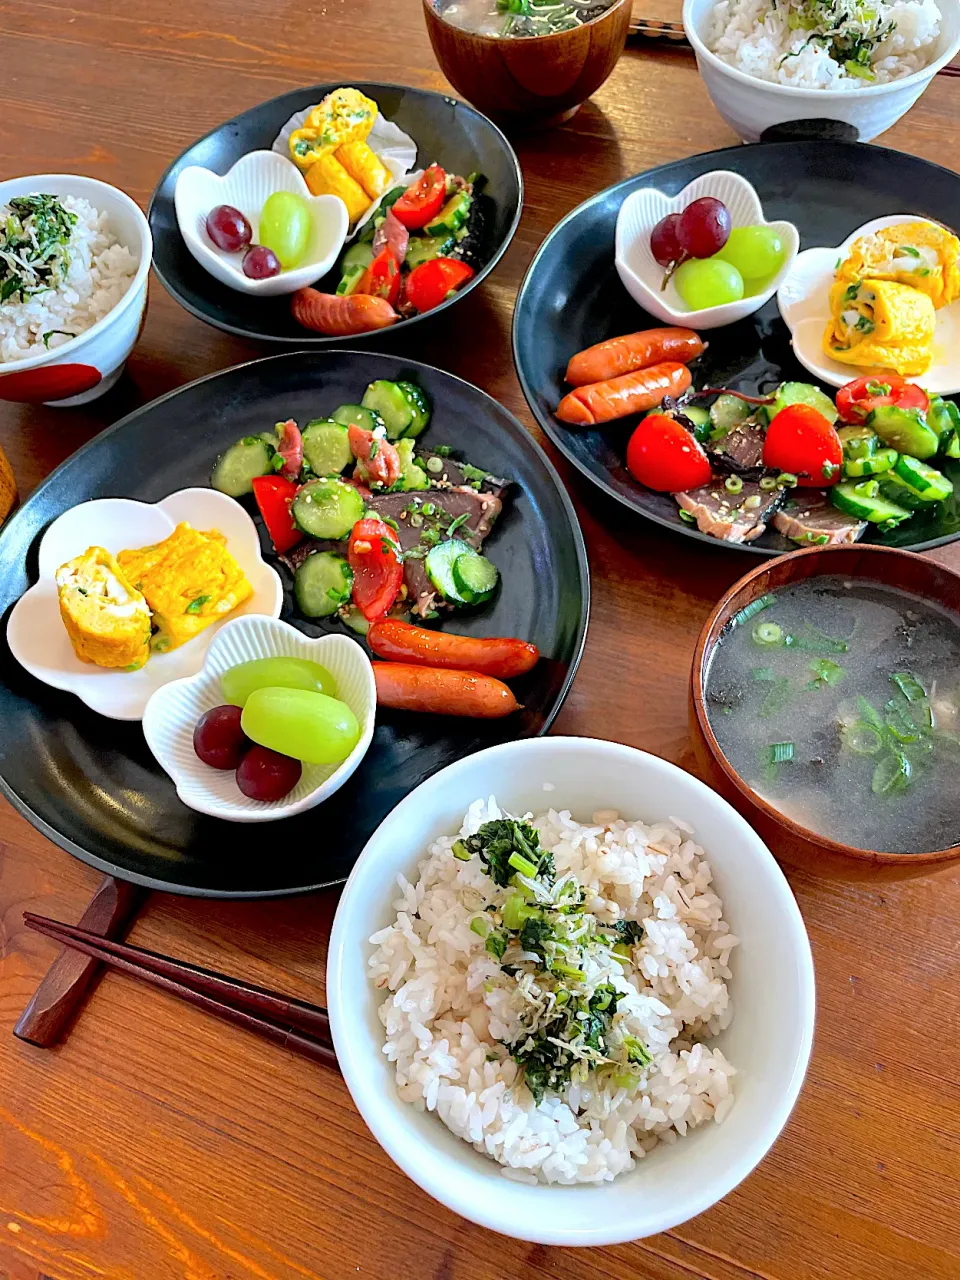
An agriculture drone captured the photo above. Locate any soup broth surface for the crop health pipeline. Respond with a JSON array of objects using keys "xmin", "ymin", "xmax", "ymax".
[
  {"xmin": 437, "ymin": 0, "xmax": 614, "ymax": 37},
  {"xmin": 705, "ymin": 576, "xmax": 960, "ymax": 855}
]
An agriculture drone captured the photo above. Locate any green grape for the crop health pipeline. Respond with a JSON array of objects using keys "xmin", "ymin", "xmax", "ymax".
[
  {"xmin": 258, "ymin": 191, "xmax": 311, "ymax": 269},
  {"xmin": 715, "ymin": 225, "xmax": 785, "ymax": 281},
  {"xmin": 241, "ymin": 688, "xmax": 360, "ymax": 765},
  {"xmin": 674, "ymin": 258, "xmax": 744, "ymax": 310},
  {"xmin": 221, "ymin": 657, "xmax": 336, "ymax": 707}
]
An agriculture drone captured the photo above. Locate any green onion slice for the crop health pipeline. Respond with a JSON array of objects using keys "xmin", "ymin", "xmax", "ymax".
[
  {"xmin": 731, "ymin": 593, "xmax": 776, "ymax": 628},
  {"xmin": 842, "ymin": 722, "xmax": 884, "ymax": 756},
  {"xmin": 752, "ymin": 621, "xmax": 784, "ymax": 646},
  {"xmin": 724, "ymin": 475, "xmax": 744, "ymax": 494}
]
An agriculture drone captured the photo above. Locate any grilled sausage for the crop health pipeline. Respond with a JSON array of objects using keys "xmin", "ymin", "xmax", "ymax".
[
  {"xmin": 565, "ymin": 328, "xmax": 704, "ymax": 387},
  {"xmin": 372, "ymin": 663, "xmax": 521, "ymax": 718},
  {"xmin": 368, "ymin": 619, "xmax": 539, "ymax": 679},
  {"xmin": 291, "ymin": 288, "xmax": 397, "ymax": 336},
  {"xmin": 556, "ymin": 362, "xmax": 693, "ymax": 426}
]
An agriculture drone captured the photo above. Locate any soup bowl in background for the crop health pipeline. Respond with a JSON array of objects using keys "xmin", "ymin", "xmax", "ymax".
[
  {"xmin": 690, "ymin": 545, "xmax": 960, "ymax": 879},
  {"xmin": 422, "ymin": 0, "xmax": 632, "ymax": 128}
]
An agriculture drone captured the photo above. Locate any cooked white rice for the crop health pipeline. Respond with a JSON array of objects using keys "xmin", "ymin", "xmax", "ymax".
[
  {"xmin": 369, "ymin": 798, "xmax": 738, "ymax": 1185},
  {"xmin": 0, "ymin": 194, "xmax": 138, "ymax": 364},
  {"xmin": 705, "ymin": 0, "xmax": 942, "ymax": 89}
]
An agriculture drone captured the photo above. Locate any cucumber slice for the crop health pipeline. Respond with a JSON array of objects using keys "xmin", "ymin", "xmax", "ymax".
[
  {"xmin": 302, "ymin": 419, "xmax": 352, "ymax": 476},
  {"xmin": 211, "ymin": 437, "xmax": 274, "ymax": 498},
  {"xmin": 294, "ymin": 551, "xmax": 354, "ymax": 618},
  {"xmin": 362, "ymin": 380, "xmax": 415, "ymax": 438},
  {"xmin": 866, "ymin": 406, "xmax": 939, "ymax": 459},
  {"xmin": 771, "ymin": 381, "xmax": 838, "ymax": 425},
  {"xmin": 397, "ymin": 381, "xmax": 431, "ymax": 438},
  {"xmin": 424, "ymin": 538, "xmax": 474, "ymax": 606},
  {"xmin": 405, "ymin": 234, "xmax": 455, "ymax": 269},
  {"xmin": 394, "ymin": 438, "xmax": 429, "ymax": 491},
  {"xmin": 944, "ymin": 429, "xmax": 960, "ymax": 460},
  {"xmin": 336, "ymin": 264, "xmax": 366, "ymax": 297},
  {"xmin": 332, "ymin": 403, "xmax": 385, "ymax": 434},
  {"xmin": 341, "ymin": 241, "xmax": 375, "ymax": 273},
  {"xmin": 341, "ymin": 605, "xmax": 370, "ymax": 636},
  {"xmin": 831, "ymin": 479, "xmax": 912, "ymax": 526},
  {"xmin": 676, "ymin": 404, "xmax": 710, "ymax": 443},
  {"xmin": 892, "ymin": 454, "xmax": 954, "ymax": 501},
  {"xmin": 709, "ymin": 393, "xmax": 751, "ymax": 435},
  {"xmin": 838, "ymin": 425, "xmax": 878, "ymax": 460},
  {"xmin": 292, "ymin": 478, "xmax": 365, "ymax": 539},
  {"xmin": 843, "ymin": 448, "xmax": 897, "ymax": 478},
  {"xmin": 380, "ymin": 185, "xmax": 406, "ymax": 212},
  {"xmin": 425, "ymin": 191, "xmax": 472, "ymax": 238},
  {"xmin": 878, "ymin": 474, "xmax": 928, "ymax": 512},
  {"xmin": 452, "ymin": 550, "xmax": 499, "ymax": 604}
]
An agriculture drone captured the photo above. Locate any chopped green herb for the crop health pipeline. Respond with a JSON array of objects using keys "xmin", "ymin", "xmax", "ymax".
[
  {"xmin": 185, "ymin": 594, "xmax": 210, "ymax": 614},
  {"xmin": 808, "ymin": 657, "xmax": 846, "ymax": 688},
  {"xmin": 898, "ymin": 244, "xmax": 921, "ymax": 257},
  {"xmin": 731, "ymin": 593, "xmax": 776, "ymax": 628},
  {"xmin": 452, "ymin": 839, "xmax": 471, "ymax": 861},
  {"xmin": 752, "ymin": 621, "xmax": 784, "ymax": 647},
  {"xmin": 890, "ymin": 671, "xmax": 926, "ymax": 703}
]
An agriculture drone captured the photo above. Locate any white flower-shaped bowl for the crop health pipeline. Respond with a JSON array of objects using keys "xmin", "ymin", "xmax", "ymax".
[
  {"xmin": 142, "ymin": 616, "xmax": 376, "ymax": 823},
  {"xmin": 777, "ymin": 213, "xmax": 960, "ymax": 395},
  {"xmin": 615, "ymin": 171, "xmax": 799, "ymax": 331},
  {"xmin": 173, "ymin": 151, "xmax": 349, "ymax": 297},
  {"xmin": 6, "ymin": 488, "xmax": 283, "ymax": 721}
]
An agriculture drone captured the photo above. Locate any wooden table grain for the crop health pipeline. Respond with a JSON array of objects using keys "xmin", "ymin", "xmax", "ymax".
[{"xmin": 1, "ymin": 4, "xmax": 959, "ymax": 1278}]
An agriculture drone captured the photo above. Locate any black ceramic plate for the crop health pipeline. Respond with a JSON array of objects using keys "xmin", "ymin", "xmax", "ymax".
[
  {"xmin": 0, "ymin": 352, "xmax": 587, "ymax": 897},
  {"xmin": 514, "ymin": 140, "xmax": 960, "ymax": 556},
  {"xmin": 149, "ymin": 82, "xmax": 522, "ymax": 345}
]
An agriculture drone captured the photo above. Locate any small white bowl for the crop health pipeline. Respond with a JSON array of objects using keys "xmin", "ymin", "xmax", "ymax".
[
  {"xmin": 778, "ymin": 213, "xmax": 960, "ymax": 394},
  {"xmin": 0, "ymin": 173, "xmax": 151, "ymax": 407},
  {"xmin": 174, "ymin": 151, "xmax": 349, "ymax": 297},
  {"xmin": 143, "ymin": 616, "xmax": 376, "ymax": 823},
  {"xmin": 684, "ymin": 0, "xmax": 960, "ymax": 144},
  {"xmin": 327, "ymin": 736, "xmax": 816, "ymax": 1245},
  {"xmin": 6, "ymin": 488, "xmax": 282, "ymax": 721},
  {"xmin": 615, "ymin": 170, "xmax": 798, "ymax": 331}
]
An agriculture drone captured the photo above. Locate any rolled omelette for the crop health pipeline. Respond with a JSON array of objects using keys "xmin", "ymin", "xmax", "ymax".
[
  {"xmin": 304, "ymin": 153, "xmax": 370, "ymax": 223},
  {"xmin": 836, "ymin": 220, "xmax": 960, "ymax": 311},
  {"xmin": 336, "ymin": 141, "xmax": 390, "ymax": 201},
  {"xmin": 56, "ymin": 546, "xmax": 152, "ymax": 670},
  {"xmin": 824, "ymin": 277, "xmax": 936, "ymax": 377}
]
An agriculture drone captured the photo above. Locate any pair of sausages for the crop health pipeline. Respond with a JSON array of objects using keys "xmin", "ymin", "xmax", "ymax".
[
  {"xmin": 369, "ymin": 619, "xmax": 539, "ymax": 719},
  {"xmin": 556, "ymin": 327, "xmax": 704, "ymax": 426}
]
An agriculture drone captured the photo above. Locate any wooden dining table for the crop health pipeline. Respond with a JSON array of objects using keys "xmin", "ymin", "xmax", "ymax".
[{"xmin": 2, "ymin": 2, "xmax": 959, "ymax": 1277}]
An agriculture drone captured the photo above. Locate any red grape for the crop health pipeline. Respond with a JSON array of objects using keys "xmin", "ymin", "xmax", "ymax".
[
  {"xmin": 236, "ymin": 746, "xmax": 302, "ymax": 802},
  {"xmin": 242, "ymin": 245, "xmax": 282, "ymax": 279},
  {"xmin": 650, "ymin": 213, "xmax": 684, "ymax": 268},
  {"xmin": 677, "ymin": 197, "xmax": 732, "ymax": 260},
  {"xmin": 194, "ymin": 705, "xmax": 249, "ymax": 769},
  {"xmin": 206, "ymin": 204, "xmax": 252, "ymax": 253}
]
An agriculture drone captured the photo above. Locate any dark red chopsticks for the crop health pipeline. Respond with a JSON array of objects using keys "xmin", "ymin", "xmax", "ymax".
[{"xmin": 22, "ymin": 913, "xmax": 339, "ymax": 1072}]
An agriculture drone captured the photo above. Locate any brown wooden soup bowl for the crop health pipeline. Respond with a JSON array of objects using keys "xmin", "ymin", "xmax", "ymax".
[
  {"xmin": 689, "ymin": 545, "xmax": 960, "ymax": 880},
  {"xmin": 422, "ymin": 0, "xmax": 632, "ymax": 129}
]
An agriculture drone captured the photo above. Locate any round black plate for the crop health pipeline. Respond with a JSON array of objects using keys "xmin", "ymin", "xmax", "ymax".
[
  {"xmin": 514, "ymin": 140, "xmax": 960, "ymax": 556},
  {"xmin": 0, "ymin": 352, "xmax": 588, "ymax": 897},
  {"xmin": 149, "ymin": 82, "xmax": 522, "ymax": 345}
]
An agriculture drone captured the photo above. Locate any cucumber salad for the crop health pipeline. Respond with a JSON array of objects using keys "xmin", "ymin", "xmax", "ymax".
[{"xmin": 211, "ymin": 378, "xmax": 510, "ymax": 632}]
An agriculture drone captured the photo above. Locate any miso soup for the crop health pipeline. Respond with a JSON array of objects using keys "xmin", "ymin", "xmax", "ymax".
[
  {"xmin": 705, "ymin": 576, "xmax": 960, "ymax": 854},
  {"xmin": 436, "ymin": 0, "xmax": 616, "ymax": 38}
]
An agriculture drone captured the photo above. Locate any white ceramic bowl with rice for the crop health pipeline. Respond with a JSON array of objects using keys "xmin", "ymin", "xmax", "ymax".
[
  {"xmin": 0, "ymin": 174, "xmax": 151, "ymax": 406},
  {"xmin": 684, "ymin": 0, "xmax": 960, "ymax": 142},
  {"xmin": 327, "ymin": 737, "xmax": 815, "ymax": 1244}
]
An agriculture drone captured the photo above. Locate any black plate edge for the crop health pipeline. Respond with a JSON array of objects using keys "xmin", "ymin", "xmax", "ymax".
[
  {"xmin": 512, "ymin": 139, "xmax": 960, "ymax": 559},
  {"xmin": 0, "ymin": 349, "xmax": 590, "ymax": 898},
  {"xmin": 146, "ymin": 81, "xmax": 524, "ymax": 347}
]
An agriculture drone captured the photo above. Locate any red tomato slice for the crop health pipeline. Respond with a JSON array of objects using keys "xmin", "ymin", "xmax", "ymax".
[
  {"xmin": 763, "ymin": 404, "xmax": 843, "ymax": 487},
  {"xmin": 251, "ymin": 474, "xmax": 302, "ymax": 555},
  {"xmin": 391, "ymin": 165, "xmax": 447, "ymax": 230},
  {"xmin": 359, "ymin": 248, "xmax": 402, "ymax": 307},
  {"xmin": 625, "ymin": 413, "xmax": 713, "ymax": 493},
  {"xmin": 835, "ymin": 375, "xmax": 929, "ymax": 424},
  {"xmin": 405, "ymin": 258, "xmax": 476, "ymax": 314},
  {"xmin": 348, "ymin": 517, "xmax": 403, "ymax": 621}
]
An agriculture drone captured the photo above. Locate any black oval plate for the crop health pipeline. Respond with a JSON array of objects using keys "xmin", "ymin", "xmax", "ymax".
[
  {"xmin": 149, "ymin": 82, "xmax": 522, "ymax": 345},
  {"xmin": 513, "ymin": 140, "xmax": 960, "ymax": 556},
  {"xmin": 0, "ymin": 352, "xmax": 588, "ymax": 897}
]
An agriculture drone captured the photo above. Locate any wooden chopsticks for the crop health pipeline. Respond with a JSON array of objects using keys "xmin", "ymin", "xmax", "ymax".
[{"xmin": 22, "ymin": 913, "xmax": 339, "ymax": 1072}]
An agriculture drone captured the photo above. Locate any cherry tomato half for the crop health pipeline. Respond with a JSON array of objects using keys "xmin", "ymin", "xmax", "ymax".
[
  {"xmin": 763, "ymin": 404, "xmax": 843, "ymax": 487},
  {"xmin": 348, "ymin": 517, "xmax": 403, "ymax": 621},
  {"xmin": 359, "ymin": 248, "xmax": 402, "ymax": 308},
  {"xmin": 835, "ymin": 374, "xmax": 929, "ymax": 424},
  {"xmin": 625, "ymin": 413, "xmax": 713, "ymax": 492},
  {"xmin": 405, "ymin": 258, "xmax": 476, "ymax": 314},
  {"xmin": 391, "ymin": 164, "xmax": 447, "ymax": 230},
  {"xmin": 251, "ymin": 474, "xmax": 302, "ymax": 555}
]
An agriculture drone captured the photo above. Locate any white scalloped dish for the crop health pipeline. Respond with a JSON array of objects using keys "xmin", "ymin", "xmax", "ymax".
[
  {"xmin": 142, "ymin": 616, "xmax": 376, "ymax": 822},
  {"xmin": 174, "ymin": 150, "xmax": 349, "ymax": 297},
  {"xmin": 7, "ymin": 488, "xmax": 283, "ymax": 721},
  {"xmin": 615, "ymin": 170, "xmax": 799, "ymax": 331},
  {"xmin": 777, "ymin": 214, "xmax": 960, "ymax": 395}
]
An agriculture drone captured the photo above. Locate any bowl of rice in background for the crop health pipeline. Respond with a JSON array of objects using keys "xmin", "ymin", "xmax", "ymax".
[
  {"xmin": 0, "ymin": 174, "xmax": 151, "ymax": 406},
  {"xmin": 327, "ymin": 736, "xmax": 815, "ymax": 1244},
  {"xmin": 683, "ymin": 0, "xmax": 960, "ymax": 142}
]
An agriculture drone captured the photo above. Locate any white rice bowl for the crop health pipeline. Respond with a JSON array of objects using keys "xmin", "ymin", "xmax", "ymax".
[
  {"xmin": 370, "ymin": 798, "xmax": 739, "ymax": 1185},
  {"xmin": 0, "ymin": 193, "xmax": 138, "ymax": 363},
  {"xmin": 704, "ymin": 0, "xmax": 942, "ymax": 88}
]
